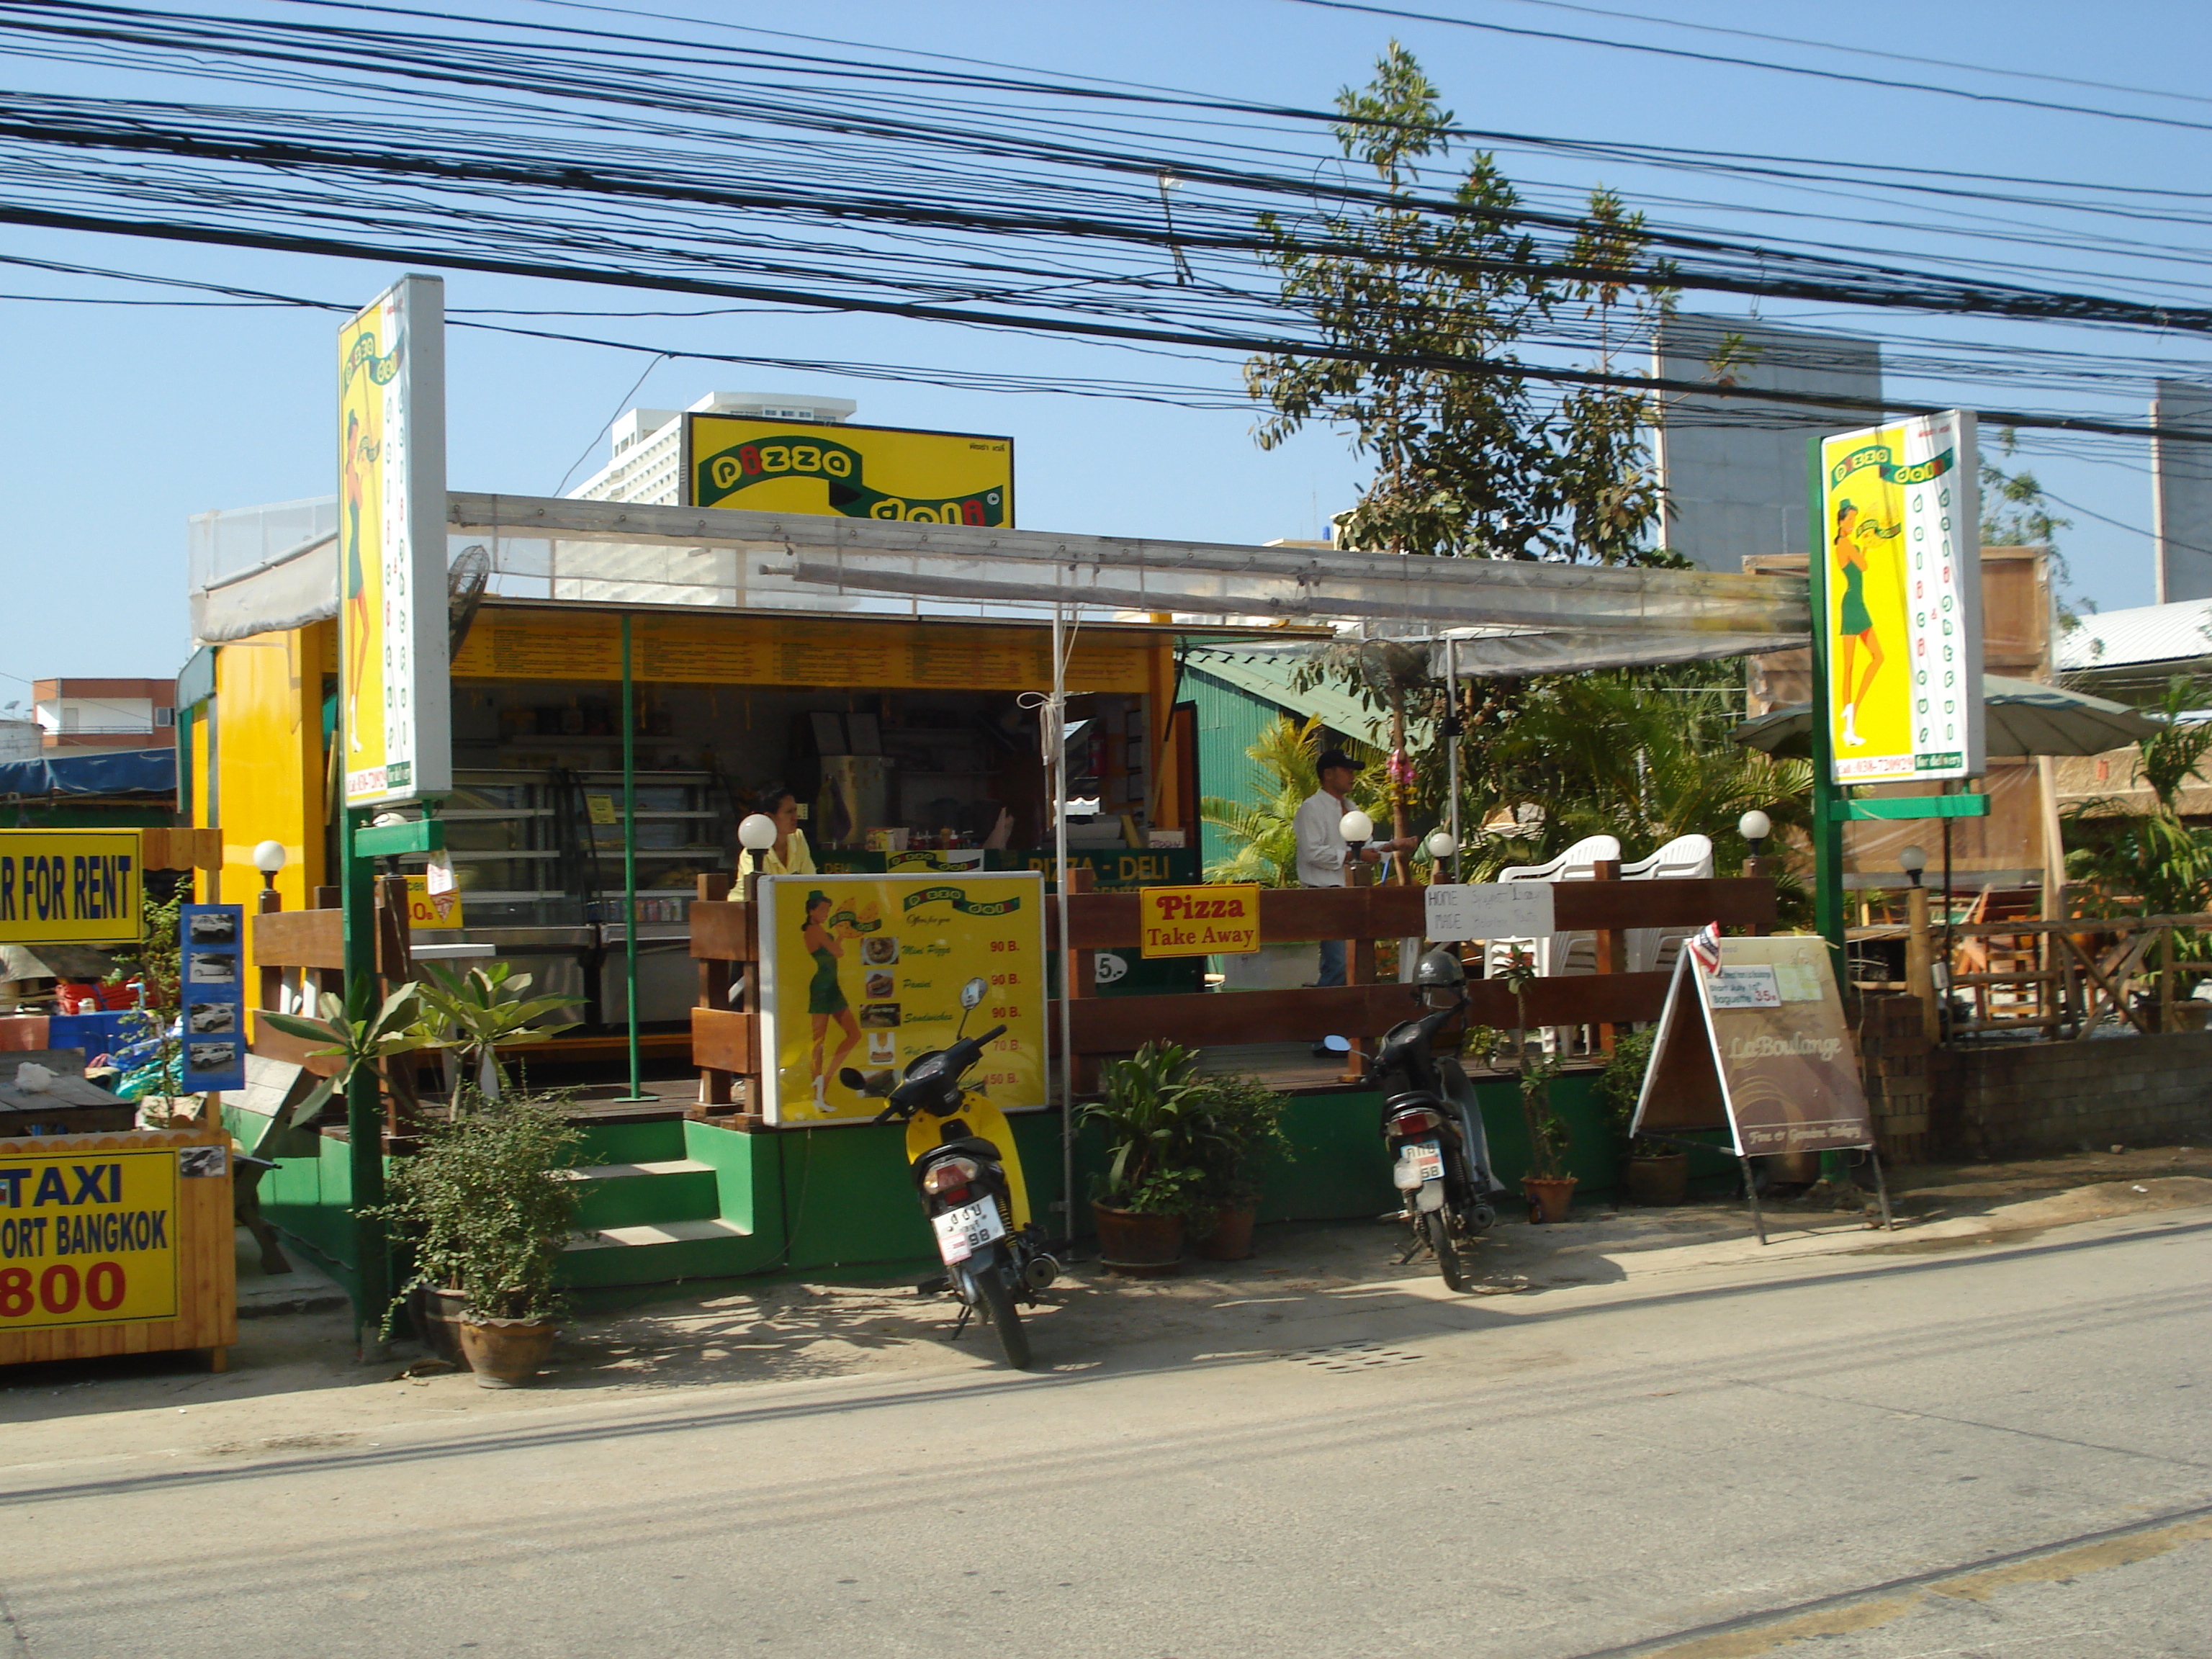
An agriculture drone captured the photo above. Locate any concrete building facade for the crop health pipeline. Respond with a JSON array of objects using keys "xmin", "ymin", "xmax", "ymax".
[
  {"xmin": 31, "ymin": 678, "xmax": 176, "ymax": 751},
  {"xmin": 1652, "ymin": 315, "xmax": 1884, "ymax": 573},
  {"xmin": 567, "ymin": 391, "xmax": 858, "ymax": 507}
]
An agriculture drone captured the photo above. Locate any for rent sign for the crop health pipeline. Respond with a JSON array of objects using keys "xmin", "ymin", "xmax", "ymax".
[
  {"xmin": 0, "ymin": 830, "xmax": 141, "ymax": 946},
  {"xmin": 0, "ymin": 1147, "xmax": 179, "ymax": 1330},
  {"xmin": 1138, "ymin": 884, "xmax": 1260, "ymax": 958}
]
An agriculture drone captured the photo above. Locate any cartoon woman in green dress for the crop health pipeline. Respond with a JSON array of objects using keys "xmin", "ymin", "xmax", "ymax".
[
  {"xmin": 801, "ymin": 891, "xmax": 862, "ymax": 1112},
  {"xmin": 1832, "ymin": 498, "xmax": 1899, "ymax": 749}
]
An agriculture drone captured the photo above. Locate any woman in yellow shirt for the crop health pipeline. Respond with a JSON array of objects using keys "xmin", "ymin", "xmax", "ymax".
[{"xmin": 738, "ymin": 784, "xmax": 817, "ymax": 877}]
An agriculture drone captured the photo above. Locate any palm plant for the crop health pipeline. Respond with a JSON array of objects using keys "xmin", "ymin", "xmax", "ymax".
[
  {"xmin": 258, "ymin": 981, "xmax": 446, "ymax": 1130},
  {"xmin": 414, "ymin": 961, "xmax": 584, "ymax": 1103},
  {"xmin": 1201, "ymin": 714, "xmax": 1379, "ymax": 886}
]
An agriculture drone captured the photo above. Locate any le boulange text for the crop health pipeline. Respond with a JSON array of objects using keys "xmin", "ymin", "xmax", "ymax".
[{"xmin": 1727, "ymin": 1035, "xmax": 1843, "ymax": 1061}]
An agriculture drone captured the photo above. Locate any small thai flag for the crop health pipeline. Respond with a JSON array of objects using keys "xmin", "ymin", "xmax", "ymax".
[{"xmin": 1687, "ymin": 922, "xmax": 1724, "ymax": 976}]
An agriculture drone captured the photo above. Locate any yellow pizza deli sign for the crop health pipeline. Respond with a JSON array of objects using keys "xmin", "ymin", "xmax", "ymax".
[
  {"xmin": 1139, "ymin": 883, "xmax": 1261, "ymax": 958},
  {"xmin": 685, "ymin": 415, "xmax": 1013, "ymax": 526},
  {"xmin": 0, "ymin": 830, "xmax": 142, "ymax": 946},
  {"xmin": 757, "ymin": 873, "xmax": 1047, "ymax": 1127},
  {"xmin": 0, "ymin": 1146, "xmax": 180, "ymax": 1330}
]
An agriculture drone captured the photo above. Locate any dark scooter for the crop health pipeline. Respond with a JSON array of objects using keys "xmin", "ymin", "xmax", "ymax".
[
  {"xmin": 1369, "ymin": 947, "xmax": 1506, "ymax": 1291},
  {"xmin": 841, "ymin": 976, "xmax": 1058, "ymax": 1370}
]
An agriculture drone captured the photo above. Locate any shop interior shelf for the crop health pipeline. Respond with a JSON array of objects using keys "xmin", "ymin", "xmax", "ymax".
[
  {"xmin": 445, "ymin": 849, "xmax": 562, "ymax": 861},
  {"xmin": 439, "ymin": 807, "xmax": 554, "ymax": 820}
]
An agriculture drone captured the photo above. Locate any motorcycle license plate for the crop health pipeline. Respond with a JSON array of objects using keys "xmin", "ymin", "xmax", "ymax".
[
  {"xmin": 1402, "ymin": 1141, "xmax": 1445, "ymax": 1184},
  {"xmin": 932, "ymin": 1196, "xmax": 1005, "ymax": 1265}
]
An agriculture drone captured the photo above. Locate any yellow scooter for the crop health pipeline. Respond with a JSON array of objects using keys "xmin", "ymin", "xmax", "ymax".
[{"xmin": 842, "ymin": 977, "xmax": 1058, "ymax": 1370}]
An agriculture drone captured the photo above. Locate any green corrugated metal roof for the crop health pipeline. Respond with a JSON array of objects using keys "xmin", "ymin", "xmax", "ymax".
[{"xmin": 1181, "ymin": 649, "xmax": 1401, "ymax": 749}]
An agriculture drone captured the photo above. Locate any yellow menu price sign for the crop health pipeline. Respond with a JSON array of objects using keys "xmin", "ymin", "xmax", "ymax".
[{"xmin": 755, "ymin": 873, "xmax": 1047, "ymax": 1126}]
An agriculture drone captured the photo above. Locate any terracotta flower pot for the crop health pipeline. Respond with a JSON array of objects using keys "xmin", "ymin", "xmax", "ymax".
[
  {"xmin": 1522, "ymin": 1175, "xmax": 1578, "ymax": 1224},
  {"xmin": 1623, "ymin": 1153, "xmax": 1689, "ymax": 1208},
  {"xmin": 458, "ymin": 1315, "xmax": 558, "ymax": 1388},
  {"xmin": 408, "ymin": 1284, "xmax": 469, "ymax": 1366},
  {"xmin": 1092, "ymin": 1202, "xmax": 1184, "ymax": 1277},
  {"xmin": 1198, "ymin": 1205, "xmax": 1256, "ymax": 1262}
]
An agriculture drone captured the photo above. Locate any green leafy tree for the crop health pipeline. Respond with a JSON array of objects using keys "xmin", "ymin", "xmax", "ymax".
[{"xmin": 1247, "ymin": 42, "xmax": 1673, "ymax": 565}]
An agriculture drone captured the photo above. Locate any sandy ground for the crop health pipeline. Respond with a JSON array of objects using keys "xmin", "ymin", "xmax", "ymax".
[{"xmin": 5, "ymin": 1143, "xmax": 2208, "ymax": 1449}]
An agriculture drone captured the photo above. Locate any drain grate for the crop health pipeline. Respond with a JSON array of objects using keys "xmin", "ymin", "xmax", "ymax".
[{"xmin": 1286, "ymin": 1339, "xmax": 1424, "ymax": 1372}]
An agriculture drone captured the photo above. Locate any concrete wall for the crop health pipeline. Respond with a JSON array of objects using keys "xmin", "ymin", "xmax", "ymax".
[{"xmin": 1653, "ymin": 315, "xmax": 1883, "ymax": 573}]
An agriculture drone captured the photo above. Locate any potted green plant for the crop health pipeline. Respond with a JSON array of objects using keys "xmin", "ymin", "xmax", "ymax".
[
  {"xmin": 367, "ymin": 1090, "xmax": 583, "ymax": 1387},
  {"xmin": 414, "ymin": 961, "xmax": 583, "ymax": 1105},
  {"xmin": 1596, "ymin": 1027, "xmax": 1686, "ymax": 1205},
  {"xmin": 1188, "ymin": 1071, "xmax": 1294, "ymax": 1261},
  {"xmin": 1084, "ymin": 1040, "xmax": 1228, "ymax": 1275},
  {"xmin": 1497, "ymin": 950, "xmax": 1575, "ymax": 1223}
]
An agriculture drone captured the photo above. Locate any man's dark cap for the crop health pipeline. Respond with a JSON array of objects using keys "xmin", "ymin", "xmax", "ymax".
[{"xmin": 1316, "ymin": 748, "xmax": 1358, "ymax": 773}]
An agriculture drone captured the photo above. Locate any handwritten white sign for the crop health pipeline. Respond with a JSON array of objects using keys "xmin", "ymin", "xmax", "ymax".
[{"xmin": 1424, "ymin": 882, "xmax": 1557, "ymax": 943}]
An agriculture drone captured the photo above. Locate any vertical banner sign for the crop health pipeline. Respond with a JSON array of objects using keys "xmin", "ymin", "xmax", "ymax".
[
  {"xmin": 0, "ymin": 1146, "xmax": 180, "ymax": 1331},
  {"xmin": 1819, "ymin": 410, "xmax": 1983, "ymax": 784},
  {"xmin": 338, "ymin": 274, "xmax": 451, "ymax": 807},
  {"xmin": 179, "ymin": 904, "xmax": 246, "ymax": 1093},
  {"xmin": 756, "ymin": 873, "xmax": 1047, "ymax": 1126}
]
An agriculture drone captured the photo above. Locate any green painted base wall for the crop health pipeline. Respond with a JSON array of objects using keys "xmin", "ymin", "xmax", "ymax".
[{"xmin": 229, "ymin": 1064, "xmax": 1747, "ymax": 1318}]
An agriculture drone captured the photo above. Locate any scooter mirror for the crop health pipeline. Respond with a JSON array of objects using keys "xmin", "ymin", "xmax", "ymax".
[{"xmin": 960, "ymin": 976, "xmax": 988, "ymax": 1010}]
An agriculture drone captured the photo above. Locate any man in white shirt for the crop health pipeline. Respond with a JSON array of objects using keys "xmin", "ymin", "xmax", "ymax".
[{"xmin": 1295, "ymin": 749, "xmax": 1413, "ymax": 992}]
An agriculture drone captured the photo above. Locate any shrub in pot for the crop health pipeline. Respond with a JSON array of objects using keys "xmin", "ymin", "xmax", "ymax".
[
  {"xmin": 368, "ymin": 1090, "xmax": 582, "ymax": 1386},
  {"xmin": 1498, "ymin": 950, "xmax": 1576, "ymax": 1223},
  {"xmin": 1084, "ymin": 1042, "xmax": 1229, "ymax": 1276},
  {"xmin": 1187, "ymin": 1071, "xmax": 1294, "ymax": 1260},
  {"xmin": 1596, "ymin": 1028, "xmax": 1687, "ymax": 1206}
]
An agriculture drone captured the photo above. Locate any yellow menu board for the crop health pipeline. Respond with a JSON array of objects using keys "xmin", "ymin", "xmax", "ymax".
[
  {"xmin": 755, "ymin": 873, "xmax": 1047, "ymax": 1126},
  {"xmin": 454, "ymin": 610, "xmax": 1151, "ymax": 693}
]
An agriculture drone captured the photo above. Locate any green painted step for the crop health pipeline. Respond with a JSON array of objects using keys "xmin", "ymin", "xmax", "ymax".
[
  {"xmin": 559, "ymin": 1159, "xmax": 721, "ymax": 1230},
  {"xmin": 561, "ymin": 1217, "xmax": 760, "ymax": 1287},
  {"xmin": 567, "ymin": 1115, "xmax": 688, "ymax": 1166}
]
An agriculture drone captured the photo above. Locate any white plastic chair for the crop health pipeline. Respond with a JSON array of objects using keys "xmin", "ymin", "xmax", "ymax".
[
  {"xmin": 1483, "ymin": 834, "xmax": 1621, "ymax": 979},
  {"xmin": 1622, "ymin": 833, "xmax": 1715, "ymax": 976}
]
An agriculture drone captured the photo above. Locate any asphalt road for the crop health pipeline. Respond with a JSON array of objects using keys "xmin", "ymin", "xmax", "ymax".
[{"xmin": 3, "ymin": 1210, "xmax": 2208, "ymax": 1659}]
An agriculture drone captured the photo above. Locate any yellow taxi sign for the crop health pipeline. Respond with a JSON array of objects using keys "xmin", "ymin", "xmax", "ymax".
[
  {"xmin": 0, "ymin": 830, "xmax": 143, "ymax": 946},
  {"xmin": 1139, "ymin": 883, "xmax": 1261, "ymax": 958}
]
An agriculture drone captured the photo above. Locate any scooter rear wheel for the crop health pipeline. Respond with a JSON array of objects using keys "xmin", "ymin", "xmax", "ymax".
[
  {"xmin": 976, "ymin": 1265, "xmax": 1033, "ymax": 1370},
  {"xmin": 1425, "ymin": 1208, "xmax": 1472, "ymax": 1293}
]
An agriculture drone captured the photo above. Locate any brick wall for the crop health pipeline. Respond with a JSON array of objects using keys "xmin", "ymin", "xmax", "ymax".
[
  {"xmin": 1857, "ymin": 994, "xmax": 1933, "ymax": 1164},
  {"xmin": 1928, "ymin": 1030, "xmax": 2212, "ymax": 1159}
]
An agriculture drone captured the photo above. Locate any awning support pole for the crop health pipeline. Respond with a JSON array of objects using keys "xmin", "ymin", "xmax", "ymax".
[
  {"xmin": 619, "ymin": 613, "xmax": 647, "ymax": 1103},
  {"xmin": 1053, "ymin": 600, "xmax": 1076, "ymax": 1256}
]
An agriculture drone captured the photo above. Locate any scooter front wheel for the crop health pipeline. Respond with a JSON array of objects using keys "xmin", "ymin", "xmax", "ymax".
[
  {"xmin": 975, "ymin": 1263, "xmax": 1033, "ymax": 1370},
  {"xmin": 1424, "ymin": 1208, "xmax": 1472, "ymax": 1293}
]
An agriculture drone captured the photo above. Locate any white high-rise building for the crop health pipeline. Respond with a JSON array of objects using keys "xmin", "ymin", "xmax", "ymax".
[{"xmin": 567, "ymin": 390, "xmax": 858, "ymax": 505}]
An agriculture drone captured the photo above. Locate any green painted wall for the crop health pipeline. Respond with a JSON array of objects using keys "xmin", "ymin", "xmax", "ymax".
[
  {"xmin": 230, "ymin": 1061, "xmax": 1746, "ymax": 1319},
  {"xmin": 1187, "ymin": 667, "xmax": 1277, "ymax": 873}
]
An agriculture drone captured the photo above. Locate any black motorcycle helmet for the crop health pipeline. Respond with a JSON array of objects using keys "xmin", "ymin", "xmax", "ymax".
[{"xmin": 1413, "ymin": 946, "xmax": 1467, "ymax": 989}]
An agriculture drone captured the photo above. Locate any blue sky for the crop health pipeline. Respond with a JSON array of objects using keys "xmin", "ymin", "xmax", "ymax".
[{"xmin": 4, "ymin": 0, "xmax": 2208, "ymax": 690}]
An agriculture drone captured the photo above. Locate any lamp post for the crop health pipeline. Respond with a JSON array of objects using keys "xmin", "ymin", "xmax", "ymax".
[
  {"xmin": 1339, "ymin": 808, "xmax": 1374, "ymax": 869},
  {"xmin": 1899, "ymin": 844, "xmax": 1938, "ymax": 1042},
  {"xmin": 1737, "ymin": 809, "xmax": 1771, "ymax": 861},
  {"xmin": 1424, "ymin": 828, "xmax": 1456, "ymax": 885},
  {"xmin": 251, "ymin": 840, "xmax": 287, "ymax": 894},
  {"xmin": 737, "ymin": 814, "xmax": 778, "ymax": 893}
]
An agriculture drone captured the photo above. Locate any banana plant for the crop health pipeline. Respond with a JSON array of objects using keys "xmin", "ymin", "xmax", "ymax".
[
  {"xmin": 413, "ymin": 961, "xmax": 583, "ymax": 1102},
  {"xmin": 259, "ymin": 981, "xmax": 447, "ymax": 1131}
]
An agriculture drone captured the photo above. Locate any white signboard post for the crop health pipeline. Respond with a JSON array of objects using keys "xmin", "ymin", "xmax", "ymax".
[{"xmin": 1424, "ymin": 882, "xmax": 1557, "ymax": 944}]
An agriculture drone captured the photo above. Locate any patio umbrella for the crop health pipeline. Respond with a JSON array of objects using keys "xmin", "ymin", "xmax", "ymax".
[{"xmin": 1732, "ymin": 674, "xmax": 2159, "ymax": 760}]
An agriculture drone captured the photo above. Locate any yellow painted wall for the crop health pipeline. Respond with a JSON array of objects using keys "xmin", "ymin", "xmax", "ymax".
[{"xmin": 210, "ymin": 622, "xmax": 329, "ymax": 908}]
